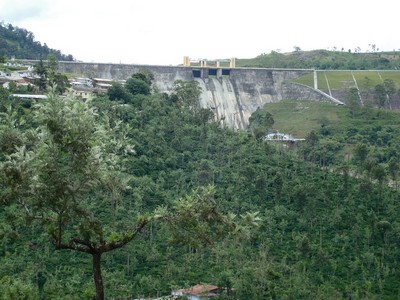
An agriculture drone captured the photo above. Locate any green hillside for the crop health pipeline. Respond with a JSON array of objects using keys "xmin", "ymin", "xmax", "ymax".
[
  {"xmin": 293, "ymin": 70, "xmax": 400, "ymax": 90},
  {"xmin": 2, "ymin": 25, "xmax": 400, "ymax": 300},
  {"xmin": 238, "ymin": 50, "xmax": 400, "ymax": 109},
  {"xmin": 265, "ymin": 100, "xmax": 344, "ymax": 138},
  {"xmin": 0, "ymin": 22, "xmax": 74, "ymax": 61},
  {"xmin": 2, "ymin": 74, "xmax": 400, "ymax": 299},
  {"xmin": 237, "ymin": 49, "xmax": 400, "ymax": 70}
]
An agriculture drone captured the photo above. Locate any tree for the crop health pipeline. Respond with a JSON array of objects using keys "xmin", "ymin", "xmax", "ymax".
[
  {"xmin": 0, "ymin": 91, "xmax": 227, "ymax": 299},
  {"xmin": 33, "ymin": 57, "xmax": 70, "ymax": 94},
  {"xmin": 125, "ymin": 77, "xmax": 151, "ymax": 96},
  {"xmin": 173, "ymin": 80, "xmax": 202, "ymax": 110},
  {"xmin": 388, "ymin": 157, "xmax": 399, "ymax": 190},
  {"xmin": 107, "ymin": 82, "xmax": 132, "ymax": 103},
  {"xmin": 383, "ymin": 79, "xmax": 396, "ymax": 110},
  {"xmin": 374, "ymin": 83, "xmax": 386, "ymax": 109},
  {"xmin": 362, "ymin": 76, "xmax": 372, "ymax": 97},
  {"xmin": 2, "ymin": 92, "xmax": 137, "ymax": 299},
  {"xmin": 131, "ymin": 70, "xmax": 154, "ymax": 87},
  {"xmin": 48, "ymin": 72, "xmax": 70, "ymax": 94},
  {"xmin": 33, "ymin": 59, "xmax": 47, "ymax": 92},
  {"xmin": 347, "ymin": 87, "xmax": 361, "ymax": 118},
  {"xmin": 0, "ymin": 22, "xmax": 74, "ymax": 61},
  {"xmin": 46, "ymin": 53, "xmax": 59, "ymax": 73},
  {"xmin": 248, "ymin": 106, "xmax": 274, "ymax": 139},
  {"xmin": 353, "ymin": 143, "xmax": 369, "ymax": 174},
  {"xmin": 374, "ymin": 79, "xmax": 397, "ymax": 110}
]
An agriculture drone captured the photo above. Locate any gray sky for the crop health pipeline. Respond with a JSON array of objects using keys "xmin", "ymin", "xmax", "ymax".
[{"xmin": 1, "ymin": 0, "xmax": 398, "ymax": 65}]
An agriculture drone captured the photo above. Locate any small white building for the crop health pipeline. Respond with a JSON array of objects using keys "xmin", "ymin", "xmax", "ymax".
[
  {"xmin": 11, "ymin": 94, "xmax": 47, "ymax": 100},
  {"xmin": 264, "ymin": 132, "xmax": 294, "ymax": 141},
  {"xmin": 172, "ymin": 284, "xmax": 219, "ymax": 300}
]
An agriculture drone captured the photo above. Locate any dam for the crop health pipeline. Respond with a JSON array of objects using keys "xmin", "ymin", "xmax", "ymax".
[{"xmin": 56, "ymin": 61, "xmax": 338, "ymax": 129}]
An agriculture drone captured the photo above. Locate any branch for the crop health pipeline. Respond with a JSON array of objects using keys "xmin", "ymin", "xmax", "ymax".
[
  {"xmin": 17, "ymin": 197, "xmax": 54, "ymax": 223},
  {"xmin": 99, "ymin": 217, "xmax": 150, "ymax": 253},
  {"xmin": 50, "ymin": 217, "xmax": 150, "ymax": 255},
  {"xmin": 53, "ymin": 238, "xmax": 93, "ymax": 253},
  {"xmin": 165, "ymin": 216, "xmax": 214, "ymax": 246}
]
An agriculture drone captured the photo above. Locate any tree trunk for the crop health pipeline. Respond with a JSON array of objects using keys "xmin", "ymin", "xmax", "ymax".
[{"xmin": 92, "ymin": 252, "xmax": 104, "ymax": 300}]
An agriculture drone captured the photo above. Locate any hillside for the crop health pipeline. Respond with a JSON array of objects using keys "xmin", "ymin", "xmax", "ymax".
[
  {"xmin": 236, "ymin": 49, "xmax": 400, "ymax": 108},
  {"xmin": 237, "ymin": 49, "xmax": 400, "ymax": 70},
  {"xmin": 292, "ymin": 70, "xmax": 400, "ymax": 108},
  {"xmin": 2, "ymin": 72, "xmax": 400, "ymax": 299},
  {"xmin": 2, "ymin": 25, "xmax": 400, "ymax": 299},
  {"xmin": 0, "ymin": 22, "xmax": 74, "ymax": 61}
]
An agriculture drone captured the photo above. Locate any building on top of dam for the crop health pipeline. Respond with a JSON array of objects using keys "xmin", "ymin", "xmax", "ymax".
[{"xmin": 183, "ymin": 56, "xmax": 236, "ymax": 68}]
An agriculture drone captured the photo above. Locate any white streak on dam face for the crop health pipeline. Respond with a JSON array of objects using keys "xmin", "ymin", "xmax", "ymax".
[{"xmin": 196, "ymin": 77, "xmax": 245, "ymax": 130}]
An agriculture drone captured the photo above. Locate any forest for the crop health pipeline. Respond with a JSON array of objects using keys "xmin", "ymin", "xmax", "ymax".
[
  {"xmin": 0, "ymin": 22, "xmax": 74, "ymax": 61},
  {"xmin": 1, "ymin": 66, "xmax": 400, "ymax": 300}
]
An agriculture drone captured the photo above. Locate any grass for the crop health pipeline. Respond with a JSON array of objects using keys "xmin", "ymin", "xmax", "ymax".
[
  {"xmin": 292, "ymin": 71, "xmax": 400, "ymax": 91},
  {"xmin": 292, "ymin": 73, "xmax": 314, "ymax": 86},
  {"xmin": 264, "ymin": 100, "xmax": 344, "ymax": 138},
  {"xmin": 264, "ymin": 100, "xmax": 400, "ymax": 139},
  {"xmin": 317, "ymin": 71, "xmax": 354, "ymax": 90}
]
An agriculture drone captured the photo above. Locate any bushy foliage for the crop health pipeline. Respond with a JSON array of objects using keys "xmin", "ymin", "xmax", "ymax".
[
  {"xmin": 2, "ymin": 79, "xmax": 400, "ymax": 299},
  {"xmin": 248, "ymin": 105, "xmax": 274, "ymax": 139}
]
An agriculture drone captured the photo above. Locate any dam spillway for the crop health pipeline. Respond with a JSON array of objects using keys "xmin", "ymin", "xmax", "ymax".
[
  {"xmin": 196, "ymin": 77, "xmax": 244, "ymax": 129},
  {"xmin": 55, "ymin": 61, "xmax": 335, "ymax": 129}
]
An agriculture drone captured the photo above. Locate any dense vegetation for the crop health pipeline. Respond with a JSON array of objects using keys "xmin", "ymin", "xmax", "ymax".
[
  {"xmin": 1, "ymin": 70, "xmax": 400, "ymax": 300},
  {"xmin": 237, "ymin": 49, "xmax": 400, "ymax": 70},
  {"xmin": 0, "ymin": 22, "xmax": 74, "ymax": 61}
]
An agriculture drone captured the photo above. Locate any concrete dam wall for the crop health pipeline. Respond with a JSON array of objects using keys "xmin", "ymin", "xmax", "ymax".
[{"xmin": 57, "ymin": 62, "xmax": 334, "ymax": 129}]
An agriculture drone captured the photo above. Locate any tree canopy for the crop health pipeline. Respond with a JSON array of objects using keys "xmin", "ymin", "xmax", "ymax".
[
  {"xmin": 0, "ymin": 82, "xmax": 230, "ymax": 299},
  {"xmin": 248, "ymin": 105, "xmax": 275, "ymax": 139},
  {"xmin": 0, "ymin": 22, "xmax": 74, "ymax": 61},
  {"xmin": 2, "ymin": 73, "xmax": 400, "ymax": 299}
]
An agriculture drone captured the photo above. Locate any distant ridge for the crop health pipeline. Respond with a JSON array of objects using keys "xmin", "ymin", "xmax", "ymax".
[
  {"xmin": 0, "ymin": 22, "xmax": 74, "ymax": 61},
  {"xmin": 237, "ymin": 49, "xmax": 400, "ymax": 70}
]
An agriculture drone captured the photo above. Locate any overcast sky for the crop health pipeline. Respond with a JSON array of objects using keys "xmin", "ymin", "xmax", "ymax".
[{"xmin": 1, "ymin": 0, "xmax": 398, "ymax": 65}]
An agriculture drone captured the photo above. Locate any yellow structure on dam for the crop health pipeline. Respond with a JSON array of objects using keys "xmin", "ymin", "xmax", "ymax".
[{"xmin": 183, "ymin": 56, "xmax": 236, "ymax": 68}]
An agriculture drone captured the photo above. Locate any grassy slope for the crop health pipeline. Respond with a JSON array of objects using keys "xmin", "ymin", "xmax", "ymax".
[
  {"xmin": 265, "ymin": 100, "xmax": 400, "ymax": 138},
  {"xmin": 236, "ymin": 49, "xmax": 400, "ymax": 69},
  {"xmin": 265, "ymin": 100, "xmax": 345, "ymax": 138},
  {"xmin": 293, "ymin": 71, "xmax": 400, "ymax": 90},
  {"xmin": 237, "ymin": 49, "xmax": 400, "ymax": 93}
]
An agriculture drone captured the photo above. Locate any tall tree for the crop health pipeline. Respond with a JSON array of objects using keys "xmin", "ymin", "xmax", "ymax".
[
  {"xmin": 46, "ymin": 53, "xmax": 59, "ymax": 72},
  {"xmin": 107, "ymin": 82, "xmax": 132, "ymax": 103},
  {"xmin": 33, "ymin": 57, "xmax": 70, "ymax": 94},
  {"xmin": 374, "ymin": 79, "xmax": 397, "ymax": 109},
  {"xmin": 347, "ymin": 87, "xmax": 361, "ymax": 118},
  {"xmin": 33, "ymin": 59, "xmax": 47, "ymax": 92},
  {"xmin": 125, "ymin": 73, "xmax": 151, "ymax": 96},
  {"xmin": 248, "ymin": 105, "xmax": 274, "ymax": 139},
  {"xmin": 173, "ymin": 80, "xmax": 202, "ymax": 110},
  {"xmin": 383, "ymin": 78, "xmax": 396, "ymax": 110},
  {"xmin": 0, "ymin": 91, "xmax": 226, "ymax": 300},
  {"xmin": 388, "ymin": 157, "xmax": 399, "ymax": 190}
]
